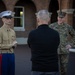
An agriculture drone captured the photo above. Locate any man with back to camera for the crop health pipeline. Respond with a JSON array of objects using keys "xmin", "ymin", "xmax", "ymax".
[
  {"xmin": 27, "ymin": 10, "xmax": 60, "ymax": 75},
  {"xmin": 49, "ymin": 10, "xmax": 75, "ymax": 75},
  {"xmin": 0, "ymin": 10, "xmax": 17, "ymax": 75}
]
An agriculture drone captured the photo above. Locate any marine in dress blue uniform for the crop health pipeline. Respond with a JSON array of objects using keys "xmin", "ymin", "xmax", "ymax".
[{"xmin": 0, "ymin": 10, "xmax": 17, "ymax": 75}]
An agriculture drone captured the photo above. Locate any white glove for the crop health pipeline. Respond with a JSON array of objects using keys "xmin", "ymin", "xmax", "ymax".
[
  {"xmin": 12, "ymin": 41, "xmax": 18, "ymax": 49},
  {"xmin": 12, "ymin": 41, "xmax": 17, "ymax": 46}
]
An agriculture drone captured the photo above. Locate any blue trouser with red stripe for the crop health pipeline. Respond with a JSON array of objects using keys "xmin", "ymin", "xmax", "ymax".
[
  {"xmin": 0, "ymin": 54, "xmax": 2, "ymax": 75},
  {"xmin": 0, "ymin": 53, "xmax": 15, "ymax": 75}
]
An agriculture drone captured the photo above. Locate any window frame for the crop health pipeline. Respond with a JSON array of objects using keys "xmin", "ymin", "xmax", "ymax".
[{"xmin": 14, "ymin": 6, "xmax": 25, "ymax": 31}]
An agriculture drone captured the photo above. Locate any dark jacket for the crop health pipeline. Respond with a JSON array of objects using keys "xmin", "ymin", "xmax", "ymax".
[{"xmin": 27, "ymin": 24, "xmax": 60, "ymax": 72}]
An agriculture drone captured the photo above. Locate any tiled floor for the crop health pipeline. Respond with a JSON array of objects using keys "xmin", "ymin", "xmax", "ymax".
[{"xmin": 15, "ymin": 45, "xmax": 31, "ymax": 75}]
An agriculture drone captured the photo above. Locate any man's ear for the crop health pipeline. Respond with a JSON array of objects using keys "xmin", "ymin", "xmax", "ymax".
[
  {"xmin": 37, "ymin": 17, "xmax": 40, "ymax": 22},
  {"xmin": 48, "ymin": 18, "xmax": 50, "ymax": 22}
]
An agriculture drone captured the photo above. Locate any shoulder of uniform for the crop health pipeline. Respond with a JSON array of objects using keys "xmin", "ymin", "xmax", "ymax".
[
  {"xmin": 49, "ymin": 22, "xmax": 57, "ymax": 27},
  {"xmin": 0, "ymin": 28, "xmax": 2, "ymax": 31},
  {"xmin": 10, "ymin": 28, "xmax": 15, "ymax": 32},
  {"xmin": 64, "ymin": 23, "xmax": 74, "ymax": 31},
  {"xmin": 10, "ymin": 28, "xmax": 13, "ymax": 30},
  {"xmin": 66, "ymin": 23, "xmax": 72, "ymax": 27},
  {"xmin": 0, "ymin": 28, "xmax": 3, "ymax": 34},
  {"xmin": 0, "ymin": 26, "xmax": 4, "ymax": 31},
  {"xmin": 64, "ymin": 23, "xmax": 70, "ymax": 26},
  {"xmin": 51, "ymin": 22, "xmax": 57, "ymax": 25}
]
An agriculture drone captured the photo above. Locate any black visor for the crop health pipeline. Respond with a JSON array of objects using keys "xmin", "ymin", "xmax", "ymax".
[{"xmin": 3, "ymin": 15, "xmax": 13, "ymax": 19}]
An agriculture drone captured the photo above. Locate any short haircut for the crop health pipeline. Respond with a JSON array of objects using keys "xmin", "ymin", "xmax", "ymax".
[{"xmin": 35, "ymin": 10, "xmax": 52, "ymax": 21}]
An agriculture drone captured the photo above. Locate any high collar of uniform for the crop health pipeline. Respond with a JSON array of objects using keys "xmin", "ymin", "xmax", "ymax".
[
  {"xmin": 2, "ymin": 24, "xmax": 11, "ymax": 31},
  {"xmin": 38, "ymin": 24, "xmax": 48, "ymax": 28}
]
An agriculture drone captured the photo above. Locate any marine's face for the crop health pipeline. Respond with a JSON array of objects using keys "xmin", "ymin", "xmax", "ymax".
[
  {"xmin": 57, "ymin": 17, "xmax": 65, "ymax": 24},
  {"xmin": 2, "ymin": 17, "xmax": 13, "ymax": 25}
]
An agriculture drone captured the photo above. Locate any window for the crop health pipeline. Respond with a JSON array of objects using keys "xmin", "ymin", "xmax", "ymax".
[{"xmin": 14, "ymin": 6, "xmax": 25, "ymax": 31}]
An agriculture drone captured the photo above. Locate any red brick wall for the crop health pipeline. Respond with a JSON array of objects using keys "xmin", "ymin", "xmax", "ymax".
[{"xmin": 0, "ymin": 0, "xmax": 74, "ymax": 44}]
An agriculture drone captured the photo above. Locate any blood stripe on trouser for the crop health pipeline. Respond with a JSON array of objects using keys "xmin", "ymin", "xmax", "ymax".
[{"xmin": 0, "ymin": 54, "xmax": 2, "ymax": 75}]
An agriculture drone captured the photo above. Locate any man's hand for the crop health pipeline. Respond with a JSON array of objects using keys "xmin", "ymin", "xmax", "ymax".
[
  {"xmin": 12, "ymin": 41, "xmax": 18, "ymax": 49},
  {"xmin": 66, "ymin": 44, "xmax": 71, "ymax": 50}
]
